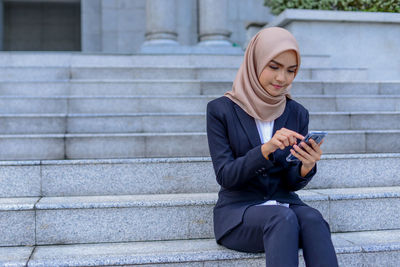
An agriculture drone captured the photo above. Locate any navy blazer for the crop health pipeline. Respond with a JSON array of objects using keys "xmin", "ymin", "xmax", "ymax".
[{"xmin": 206, "ymin": 96, "xmax": 316, "ymax": 242}]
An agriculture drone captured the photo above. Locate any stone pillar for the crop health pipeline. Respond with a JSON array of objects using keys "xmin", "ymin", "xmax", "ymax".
[
  {"xmin": 81, "ymin": 0, "xmax": 102, "ymax": 52},
  {"xmin": 198, "ymin": 0, "xmax": 231, "ymax": 46},
  {"xmin": 0, "ymin": 0, "xmax": 3, "ymax": 50},
  {"xmin": 144, "ymin": 0, "xmax": 178, "ymax": 46}
]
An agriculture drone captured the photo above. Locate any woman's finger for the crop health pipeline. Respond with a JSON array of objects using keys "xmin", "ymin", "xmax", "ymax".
[
  {"xmin": 278, "ymin": 128, "xmax": 304, "ymax": 140},
  {"xmin": 299, "ymin": 142, "xmax": 318, "ymax": 158},
  {"xmin": 271, "ymin": 138, "xmax": 285, "ymax": 150},
  {"xmin": 294, "ymin": 144, "xmax": 313, "ymax": 161},
  {"xmin": 308, "ymin": 139, "xmax": 323, "ymax": 156},
  {"xmin": 290, "ymin": 148, "xmax": 307, "ymax": 162},
  {"xmin": 275, "ymin": 133, "xmax": 291, "ymax": 147}
]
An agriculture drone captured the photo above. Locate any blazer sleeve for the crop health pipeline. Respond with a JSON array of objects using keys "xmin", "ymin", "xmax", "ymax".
[
  {"xmin": 206, "ymin": 100, "xmax": 274, "ymax": 189},
  {"xmin": 281, "ymin": 110, "xmax": 317, "ymax": 191}
]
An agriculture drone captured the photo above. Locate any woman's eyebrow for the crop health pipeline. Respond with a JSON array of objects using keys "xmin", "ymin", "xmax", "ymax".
[{"xmin": 270, "ymin": 60, "xmax": 297, "ymax": 68}]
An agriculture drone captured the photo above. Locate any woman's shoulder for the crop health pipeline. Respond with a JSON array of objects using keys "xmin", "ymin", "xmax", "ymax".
[
  {"xmin": 208, "ymin": 95, "xmax": 233, "ymax": 106},
  {"xmin": 207, "ymin": 96, "xmax": 234, "ymax": 114},
  {"xmin": 286, "ymin": 98, "xmax": 309, "ymax": 116}
]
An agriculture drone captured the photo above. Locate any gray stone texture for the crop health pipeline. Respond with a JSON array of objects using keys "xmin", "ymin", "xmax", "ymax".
[
  {"xmin": 70, "ymin": 67, "xmax": 237, "ymax": 81},
  {"xmin": 82, "ymin": 0, "xmax": 147, "ymax": 53},
  {"xmin": 0, "ymin": 67, "xmax": 69, "ymax": 82},
  {"xmin": 65, "ymin": 134, "xmax": 146, "ymax": 159},
  {"xmin": 35, "ymin": 193, "xmax": 216, "ymax": 244},
  {"xmin": 0, "ymin": 246, "xmax": 33, "ymax": 267},
  {"xmin": 0, "ymin": 130, "xmax": 399, "ymax": 160},
  {"xmin": 0, "ymin": 197, "xmax": 37, "ymax": 246},
  {"xmin": 310, "ymin": 154, "xmax": 400, "ymax": 189},
  {"xmin": 144, "ymin": 0, "xmax": 178, "ymax": 44},
  {"xmin": 81, "ymin": 0, "xmax": 101, "ymax": 52},
  {"xmin": 0, "ymin": 135, "xmax": 64, "ymax": 160},
  {"xmin": 3, "ymin": 79, "xmax": 395, "ymax": 98},
  {"xmin": 21, "ymin": 230, "xmax": 400, "ymax": 266},
  {"xmin": 15, "ymin": 188, "xmax": 400, "ymax": 245},
  {"xmin": 41, "ymin": 159, "xmax": 216, "ymax": 196},
  {"xmin": 3, "ymin": 95, "xmax": 398, "ymax": 115},
  {"xmin": 0, "ymin": 164, "xmax": 41, "ymax": 197},
  {"xmin": 71, "ymin": 114, "xmax": 205, "ymax": 133},
  {"xmin": 79, "ymin": 0, "xmax": 272, "ymax": 53},
  {"xmin": 0, "ymin": 97, "xmax": 67, "ymax": 114},
  {"xmin": 1, "ymin": 154, "xmax": 398, "ymax": 198},
  {"xmin": 0, "ymin": 115, "xmax": 66, "ymax": 134},
  {"xmin": 314, "ymin": 187, "xmax": 400, "ymax": 232},
  {"xmin": 269, "ymin": 9, "xmax": 400, "ymax": 80},
  {"xmin": 0, "ymin": 82, "xmax": 69, "ymax": 96},
  {"xmin": 198, "ymin": 0, "xmax": 231, "ymax": 45}
]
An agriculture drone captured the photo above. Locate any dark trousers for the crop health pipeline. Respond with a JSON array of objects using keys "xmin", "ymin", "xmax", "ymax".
[{"xmin": 219, "ymin": 204, "xmax": 338, "ymax": 267}]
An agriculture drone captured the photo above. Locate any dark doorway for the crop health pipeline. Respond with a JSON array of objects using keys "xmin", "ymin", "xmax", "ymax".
[{"xmin": 4, "ymin": 1, "xmax": 81, "ymax": 51}]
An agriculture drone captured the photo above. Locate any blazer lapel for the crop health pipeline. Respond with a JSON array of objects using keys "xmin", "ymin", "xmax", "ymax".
[
  {"xmin": 272, "ymin": 101, "xmax": 290, "ymax": 135},
  {"xmin": 233, "ymin": 104, "xmax": 261, "ymax": 147}
]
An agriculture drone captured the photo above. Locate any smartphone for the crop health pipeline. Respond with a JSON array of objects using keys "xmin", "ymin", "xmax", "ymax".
[{"xmin": 286, "ymin": 131, "xmax": 328, "ymax": 162}]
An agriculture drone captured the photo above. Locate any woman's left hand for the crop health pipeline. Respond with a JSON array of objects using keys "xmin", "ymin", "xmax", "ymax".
[{"xmin": 290, "ymin": 138, "xmax": 324, "ymax": 177}]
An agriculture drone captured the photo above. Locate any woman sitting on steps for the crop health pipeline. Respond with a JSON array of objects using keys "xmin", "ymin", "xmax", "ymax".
[{"xmin": 206, "ymin": 27, "xmax": 339, "ymax": 267}]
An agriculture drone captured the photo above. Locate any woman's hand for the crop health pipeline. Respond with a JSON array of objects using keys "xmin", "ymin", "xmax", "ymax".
[
  {"xmin": 261, "ymin": 128, "xmax": 304, "ymax": 159},
  {"xmin": 290, "ymin": 139, "xmax": 324, "ymax": 177}
]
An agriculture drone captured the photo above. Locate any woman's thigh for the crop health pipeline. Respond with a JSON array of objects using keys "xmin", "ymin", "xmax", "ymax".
[
  {"xmin": 289, "ymin": 204, "xmax": 329, "ymax": 229},
  {"xmin": 219, "ymin": 204, "xmax": 298, "ymax": 253}
]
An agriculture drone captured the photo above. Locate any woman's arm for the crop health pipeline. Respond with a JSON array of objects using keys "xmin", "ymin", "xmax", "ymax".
[
  {"xmin": 281, "ymin": 110, "xmax": 319, "ymax": 191},
  {"xmin": 207, "ymin": 101, "xmax": 273, "ymax": 189}
]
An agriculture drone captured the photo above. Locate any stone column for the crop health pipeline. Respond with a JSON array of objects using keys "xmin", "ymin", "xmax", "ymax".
[
  {"xmin": 198, "ymin": 0, "xmax": 231, "ymax": 46},
  {"xmin": 144, "ymin": 0, "xmax": 178, "ymax": 46},
  {"xmin": 81, "ymin": 0, "xmax": 102, "ymax": 52},
  {"xmin": 0, "ymin": 0, "xmax": 3, "ymax": 50}
]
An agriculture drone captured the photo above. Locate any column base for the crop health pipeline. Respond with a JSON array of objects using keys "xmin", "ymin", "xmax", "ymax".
[
  {"xmin": 197, "ymin": 40, "xmax": 232, "ymax": 46},
  {"xmin": 139, "ymin": 44, "xmax": 243, "ymax": 54},
  {"xmin": 142, "ymin": 39, "xmax": 179, "ymax": 46}
]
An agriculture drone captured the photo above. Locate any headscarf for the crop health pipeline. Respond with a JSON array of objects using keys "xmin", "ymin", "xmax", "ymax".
[{"xmin": 225, "ymin": 27, "xmax": 301, "ymax": 122}]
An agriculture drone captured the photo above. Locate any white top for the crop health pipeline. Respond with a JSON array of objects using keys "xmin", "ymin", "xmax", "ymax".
[
  {"xmin": 255, "ymin": 119, "xmax": 274, "ymax": 144},
  {"xmin": 254, "ymin": 119, "xmax": 289, "ymax": 208}
]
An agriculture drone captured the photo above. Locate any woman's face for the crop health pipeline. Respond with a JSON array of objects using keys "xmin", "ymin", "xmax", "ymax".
[{"xmin": 258, "ymin": 50, "xmax": 298, "ymax": 96}]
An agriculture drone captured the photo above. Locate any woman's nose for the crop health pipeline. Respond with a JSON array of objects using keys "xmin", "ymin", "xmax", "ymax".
[{"xmin": 275, "ymin": 70, "xmax": 286, "ymax": 83}]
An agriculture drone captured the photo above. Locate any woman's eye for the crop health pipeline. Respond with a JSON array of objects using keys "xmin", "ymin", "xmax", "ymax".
[
  {"xmin": 269, "ymin": 66, "xmax": 278, "ymax": 70},
  {"xmin": 288, "ymin": 69, "xmax": 296, "ymax": 73}
]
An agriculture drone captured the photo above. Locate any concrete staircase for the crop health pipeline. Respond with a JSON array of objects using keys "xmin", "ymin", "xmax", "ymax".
[{"xmin": 0, "ymin": 52, "xmax": 400, "ymax": 266}]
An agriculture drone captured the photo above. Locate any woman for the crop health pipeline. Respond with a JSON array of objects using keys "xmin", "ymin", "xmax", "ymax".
[{"xmin": 206, "ymin": 27, "xmax": 338, "ymax": 267}]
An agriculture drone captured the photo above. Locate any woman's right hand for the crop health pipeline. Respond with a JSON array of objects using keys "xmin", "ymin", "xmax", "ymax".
[{"xmin": 261, "ymin": 128, "xmax": 304, "ymax": 159}]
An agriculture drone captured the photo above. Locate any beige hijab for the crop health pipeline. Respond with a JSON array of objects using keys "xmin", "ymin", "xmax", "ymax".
[{"xmin": 225, "ymin": 27, "xmax": 301, "ymax": 122}]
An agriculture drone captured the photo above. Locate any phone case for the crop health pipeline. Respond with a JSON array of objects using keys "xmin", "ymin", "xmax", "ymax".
[{"xmin": 286, "ymin": 131, "xmax": 328, "ymax": 162}]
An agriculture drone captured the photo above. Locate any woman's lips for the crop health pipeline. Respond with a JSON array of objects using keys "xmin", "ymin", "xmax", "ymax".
[{"xmin": 272, "ymin": 84, "xmax": 284, "ymax": 89}]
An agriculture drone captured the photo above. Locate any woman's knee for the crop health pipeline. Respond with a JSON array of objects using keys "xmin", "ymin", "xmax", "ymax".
[
  {"xmin": 298, "ymin": 208, "xmax": 329, "ymax": 229},
  {"xmin": 264, "ymin": 207, "xmax": 299, "ymax": 232}
]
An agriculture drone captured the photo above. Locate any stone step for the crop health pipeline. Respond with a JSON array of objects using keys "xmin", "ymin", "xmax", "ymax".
[
  {"xmin": 0, "ymin": 95, "xmax": 399, "ymax": 114},
  {"xmin": 0, "ymin": 66, "xmax": 367, "ymax": 82},
  {"xmin": 0, "ymin": 52, "xmax": 330, "ymax": 68},
  {"xmin": 1, "ymin": 154, "xmax": 399, "ymax": 198},
  {"xmin": 70, "ymin": 67, "xmax": 367, "ymax": 81},
  {"xmin": 2, "ymin": 186, "xmax": 400, "ymax": 246},
  {"xmin": 1, "ymin": 80, "xmax": 398, "ymax": 96},
  {"xmin": 2, "ymin": 229, "xmax": 399, "ymax": 267},
  {"xmin": 0, "ymin": 130, "xmax": 399, "ymax": 160},
  {"xmin": 0, "ymin": 111, "xmax": 399, "ymax": 134}
]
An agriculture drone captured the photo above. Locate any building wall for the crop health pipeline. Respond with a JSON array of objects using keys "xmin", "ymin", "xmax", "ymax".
[
  {"xmin": 228, "ymin": 0, "xmax": 273, "ymax": 47},
  {"xmin": 2, "ymin": 0, "xmax": 272, "ymax": 52},
  {"xmin": 82, "ymin": 0, "xmax": 272, "ymax": 53}
]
